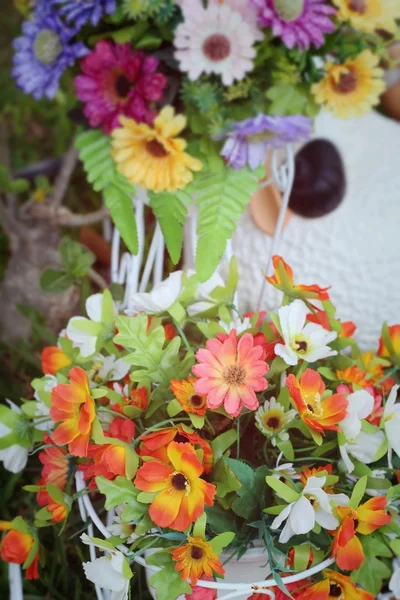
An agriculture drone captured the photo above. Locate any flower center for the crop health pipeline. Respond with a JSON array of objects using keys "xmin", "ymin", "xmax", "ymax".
[
  {"xmin": 33, "ymin": 29, "xmax": 63, "ymax": 66},
  {"xmin": 246, "ymin": 131, "xmax": 276, "ymax": 144},
  {"xmin": 273, "ymin": 0, "xmax": 305, "ymax": 21},
  {"xmin": 353, "ymin": 518, "xmax": 359, "ymax": 530},
  {"xmin": 329, "ymin": 582, "xmax": 344, "ymax": 599},
  {"xmin": 190, "ymin": 545, "xmax": 204, "ymax": 560},
  {"xmin": 305, "ymin": 394, "xmax": 323, "ymax": 418},
  {"xmin": 223, "ymin": 364, "xmax": 246, "ymax": 386},
  {"xmin": 175, "ymin": 433, "xmax": 189, "ymax": 443},
  {"xmin": 334, "ymin": 71, "xmax": 358, "ymax": 94},
  {"xmin": 171, "ymin": 472, "xmax": 190, "ymax": 493},
  {"xmin": 291, "ymin": 335, "xmax": 309, "ymax": 354},
  {"xmin": 305, "ymin": 494, "xmax": 320, "ymax": 511},
  {"xmin": 145, "ymin": 139, "xmax": 169, "ymax": 158},
  {"xmin": 267, "ymin": 416, "xmax": 281, "ymax": 429},
  {"xmin": 115, "ymin": 74, "xmax": 132, "ymax": 98},
  {"xmin": 348, "ymin": 0, "xmax": 366, "ymax": 14},
  {"xmin": 190, "ymin": 394, "xmax": 204, "ymax": 407},
  {"xmin": 202, "ymin": 33, "xmax": 231, "ymax": 62}
]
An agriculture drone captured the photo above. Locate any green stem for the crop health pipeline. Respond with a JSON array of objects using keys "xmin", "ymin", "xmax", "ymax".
[{"xmin": 172, "ymin": 318, "xmax": 192, "ymax": 353}]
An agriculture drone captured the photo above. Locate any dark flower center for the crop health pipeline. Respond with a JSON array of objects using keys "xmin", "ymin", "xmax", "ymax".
[
  {"xmin": 307, "ymin": 404, "xmax": 314, "ymax": 413},
  {"xmin": 223, "ymin": 365, "xmax": 246, "ymax": 386},
  {"xmin": 171, "ymin": 473, "xmax": 188, "ymax": 491},
  {"xmin": 329, "ymin": 582, "xmax": 343, "ymax": 598},
  {"xmin": 145, "ymin": 139, "xmax": 168, "ymax": 158},
  {"xmin": 33, "ymin": 29, "xmax": 63, "ymax": 66},
  {"xmin": 175, "ymin": 433, "xmax": 189, "ymax": 443},
  {"xmin": 115, "ymin": 74, "xmax": 132, "ymax": 98},
  {"xmin": 190, "ymin": 546, "xmax": 204, "ymax": 560},
  {"xmin": 353, "ymin": 518, "xmax": 359, "ymax": 530},
  {"xmin": 349, "ymin": 0, "xmax": 366, "ymax": 14},
  {"xmin": 190, "ymin": 395, "xmax": 204, "ymax": 407},
  {"xmin": 334, "ymin": 71, "xmax": 358, "ymax": 94},
  {"xmin": 273, "ymin": 0, "xmax": 305, "ymax": 21},
  {"xmin": 295, "ymin": 340, "xmax": 308, "ymax": 352},
  {"xmin": 202, "ymin": 34, "xmax": 231, "ymax": 62},
  {"xmin": 267, "ymin": 416, "xmax": 281, "ymax": 430}
]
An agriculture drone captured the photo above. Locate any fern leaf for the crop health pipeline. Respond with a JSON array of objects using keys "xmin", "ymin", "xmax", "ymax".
[{"xmin": 148, "ymin": 190, "xmax": 191, "ymax": 265}]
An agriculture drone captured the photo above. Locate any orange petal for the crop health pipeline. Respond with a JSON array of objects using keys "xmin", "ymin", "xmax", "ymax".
[{"xmin": 149, "ymin": 489, "xmax": 183, "ymax": 528}]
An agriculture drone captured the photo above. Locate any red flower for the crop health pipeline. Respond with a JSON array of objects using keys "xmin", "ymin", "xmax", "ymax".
[
  {"xmin": 0, "ymin": 522, "xmax": 39, "ymax": 580},
  {"xmin": 38, "ymin": 433, "xmax": 70, "ymax": 489}
]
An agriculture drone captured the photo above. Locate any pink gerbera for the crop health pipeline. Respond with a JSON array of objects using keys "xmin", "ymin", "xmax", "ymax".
[
  {"xmin": 252, "ymin": 0, "xmax": 336, "ymax": 50},
  {"xmin": 193, "ymin": 330, "xmax": 269, "ymax": 418},
  {"xmin": 75, "ymin": 40, "xmax": 167, "ymax": 134}
]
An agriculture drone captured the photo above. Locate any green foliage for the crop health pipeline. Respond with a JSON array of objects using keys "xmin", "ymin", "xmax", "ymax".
[
  {"xmin": 352, "ymin": 534, "xmax": 392, "ymax": 595},
  {"xmin": 75, "ymin": 129, "xmax": 138, "ymax": 254},
  {"xmin": 148, "ymin": 189, "xmax": 191, "ymax": 264},
  {"xmin": 194, "ymin": 166, "xmax": 261, "ymax": 281},
  {"xmin": 96, "ymin": 476, "xmax": 149, "ymax": 524},
  {"xmin": 266, "ymin": 83, "xmax": 319, "ymax": 117},
  {"xmin": 225, "ymin": 459, "xmax": 269, "ymax": 521},
  {"xmin": 182, "ymin": 79, "xmax": 225, "ymax": 118},
  {"xmin": 40, "ymin": 236, "xmax": 95, "ymax": 293},
  {"xmin": 147, "ymin": 551, "xmax": 192, "ymax": 600},
  {"xmin": 0, "ymin": 164, "xmax": 29, "ymax": 194}
]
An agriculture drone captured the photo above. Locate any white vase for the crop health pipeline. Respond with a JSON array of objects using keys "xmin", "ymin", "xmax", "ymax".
[{"xmin": 144, "ymin": 545, "xmax": 271, "ymax": 600}]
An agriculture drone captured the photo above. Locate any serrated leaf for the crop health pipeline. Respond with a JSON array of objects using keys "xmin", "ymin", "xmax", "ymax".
[
  {"xmin": 225, "ymin": 460, "xmax": 269, "ymax": 520},
  {"xmin": 104, "ymin": 179, "xmax": 138, "ymax": 255},
  {"xmin": 59, "ymin": 236, "xmax": 95, "ymax": 277},
  {"xmin": 149, "ymin": 190, "xmax": 191, "ymax": 265},
  {"xmin": 96, "ymin": 476, "xmax": 147, "ymax": 521},
  {"xmin": 212, "ymin": 458, "xmax": 242, "ymax": 499},
  {"xmin": 148, "ymin": 556, "xmax": 192, "ymax": 600},
  {"xmin": 352, "ymin": 534, "xmax": 392, "ymax": 595}
]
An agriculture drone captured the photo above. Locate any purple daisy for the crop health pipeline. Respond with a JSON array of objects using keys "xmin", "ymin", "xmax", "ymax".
[
  {"xmin": 12, "ymin": 9, "xmax": 88, "ymax": 100},
  {"xmin": 219, "ymin": 114, "xmax": 312, "ymax": 171},
  {"xmin": 48, "ymin": 0, "xmax": 117, "ymax": 30},
  {"xmin": 251, "ymin": 0, "xmax": 336, "ymax": 50}
]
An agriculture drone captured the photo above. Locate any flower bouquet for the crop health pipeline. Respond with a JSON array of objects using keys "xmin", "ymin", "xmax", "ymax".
[
  {"xmin": 2, "ymin": 256, "xmax": 400, "ymax": 599},
  {"xmin": 11, "ymin": 0, "xmax": 399, "ymax": 280}
]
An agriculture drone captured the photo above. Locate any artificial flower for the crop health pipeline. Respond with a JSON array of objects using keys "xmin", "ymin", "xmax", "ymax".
[
  {"xmin": 174, "ymin": 2, "xmax": 256, "ymax": 86},
  {"xmin": 12, "ymin": 7, "xmax": 87, "ymax": 100},
  {"xmin": 38, "ymin": 433, "xmax": 70, "ymax": 489},
  {"xmin": 83, "ymin": 443, "xmax": 128, "ymax": 482},
  {"xmin": 186, "ymin": 271, "xmax": 225, "ymax": 316},
  {"xmin": 332, "ymin": 0, "xmax": 400, "ymax": 33},
  {"xmin": 360, "ymin": 351, "xmax": 395, "ymax": 391},
  {"xmin": 135, "ymin": 442, "xmax": 216, "ymax": 531},
  {"xmin": 332, "ymin": 496, "xmax": 391, "ymax": 570},
  {"xmin": 220, "ymin": 115, "xmax": 312, "ymax": 171},
  {"xmin": 340, "ymin": 429, "xmax": 386, "ymax": 473},
  {"xmin": 312, "ymin": 50, "xmax": 386, "ymax": 119},
  {"xmin": 170, "ymin": 377, "xmax": 207, "ymax": 416},
  {"xmin": 255, "ymin": 397, "xmax": 296, "ymax": 444},
  {"xmin": 209, "ymin": 0, "xmax": 263, "ymax": 40},
  {"xmin": 219, "ymin": 315, "xmax": 252, "ymax": 336},
  {"xmin": 41, "ymin": 345, "xmax": 71, "ymax": 375},
  {"xmin": 271, "ymin": 461, "xmax": 300, "ymax": 482},
  {"xmin": 112, "ymin": 106, "xmax": 202, "ymax": 192},
  {"xmin": 378, "ymin": 324, "xmax": 400, "ymax": 360},
  {"xmin": 126, "ymin": 271, "xmax": 183, "ymax": 315},
  {"xmin": 67, "ymin": 290, "xmax": 116, "ymax": 357},
  {"xmin": 50, "ymin": 0, "xmax": 116, "ymax": 29},
  {"xmin": 107, "ymin": 417, "xmax": 135, "ymax": 444},
  {"xmin": 140, "ymin": 426, "xmax": 213, "ymax": 475},
  {"xmin": 271, "ymin": 475, "xmax": 348, "ymax": 543},
  {"xmin": 336, "ymin": 365, "xmax": 367, "ymax": 387},
  {"xmin": 0, "ymin": 521, "xmax": 39, "ymax": 580},
  {"xmin": 36, "ymin": 484, "xmax": 68, "ymax": 523},
  {"xmin": 94, "ymin": 354, "xmax": 130, "ymax": 383},
  {"xmin": 109, "ymin": 382, "xmax": 148, "ymax": 416},
  {"xmin": 0, "ymin": 400, "xmax": 30, "ymax": 474},
  {"xmin": 383, "ymin": 384, "xmax": 400, "ymax": 467},
  {"xmin": 193, "ymin": 330, "xmax": 269, "ymax": 418},
  {"xmin": 107, "ymin": 506, "xmax": 137, "ymax": 543},
  {"xmin": 50, "ymin": 366, "xmax": 96, "ymax": 457},
  {"xmin": 389, "ymin": 560, "xmax": 400, "ymax": 600},
  {"xmin": 171, "ymin": 537, "xmax": 224, "ymax": 585},
  {"xmin": 287, "ymin": 369, "xmax": 348, "ymax": 434},
  {"xmin": 81, "ymin": 534, "xmax": 132, "ymax": 600},
  {"xmin": 252, "ymin": 0, "xmax": 336, "ymax": 50},
  {"xmin": 307, "ymin": 308, "xmax": 356, "ymax": 339},
  {"xmin": 184, "ymin": 576, "xmax": 217, "ymax": 600},
  {"xmin": 75, "ymin": 40, "xmax": 167, "ymax": 134},
  {"xmin": 275, "ymin": 300, "xmax": 337, "ymax": 366},
  {"xmin": 267, "ymin": 256, "xmax": 330, "ymax": 301},
  {"xmin": 32, "ymin": 374, "xmax": 57, "ymax": 432},
  {"xmin": 299, "ymin": 569, "xmax": 374, "ymax": 599},
  {"xmin": 339, "ymin": 389, "xmax": 374, "ymax": 440}
]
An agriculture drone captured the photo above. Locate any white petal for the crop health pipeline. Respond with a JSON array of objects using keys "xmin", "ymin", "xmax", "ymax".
[
  {"xmin": 278, "ymin": 519, "xmax": 296, "ymax": 544},
  {"xmin": 340, "ymin": 443, "xmax": 355, "ymax": 473},
  {"xmin": 289, "ymin": 495, "xmax": 315, "ymax": 535},
  {"xmin": 0, "ymin": 423, "xmax": 12, "ymax": 438},
  {"xmin": 275, "ymin": 344, "xmax": 298, "ymax": 366},
  {"xmin": 384, "ymin": 384, "xmax": 400, "ymax": 418},
  {"xmin": 271, "ymin": 502, "xmax": 293, "ymax": 530},
  {"xmin": 83, "ymin": 556, "xmax": 126, "ymax": 592},
  {"xmin": 86, "ymin": 294, "xmax": 104, "ymax": 322},
  {"xmin": 315, "ymin": 507, "xmax": 338, "ymax": 530},
  {"xmin": 348, "ymin": 390, "xmax": 374, "ymax": 420},
  {"xmin": 389, "ymin": 566, "xmax": 400, "ymax": 598},
  {"xmin": 385, "ymin": 416, "xmax": 400, "ymax": 457},
  {"xmin": 348, "ymin": 430, "xmax": 385, "ymax": 464},
  {"xmin": 6, "ymin": 400, "xmax": 22, "ymax": 414},
  {"xmin": 0, "ymin": 445, "xmax": 28, "ymax": 473}
]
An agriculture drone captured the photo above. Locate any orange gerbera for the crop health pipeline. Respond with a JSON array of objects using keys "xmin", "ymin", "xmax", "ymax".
[
  {"xmin": 170, "ymin": 377, "xmax": 207, "ymax": 416},
  {"xmin": 378, "ymin": 324, "xmax": 400, "ymax": 359},
  {"xmin": 38, "ymin": 433, "xmax": 70, "ymax": 489},
  {"xmin": 336, "ymin": 365, "xmax": 367, "ymax": 387},
  {"xmin": 50, "ymin": 366, "xmax": 96, "ymax": 458},
  {"xmin": 298, "ymin": 570, "xmax": 373, "ymax": 599},
  {"xmin": 286, "ymin": 369, "xmax": 348, "ymax": 434},
  {"xmin": 266, "ymin": 255, "xmax": 330, "ymax": 301},
  {"xmin": 332, "ymin": 496, "xmax": 391, "ymax": 570},
  {"xmin": 171, "ymin": 537, "xmax": 224, "ymax": 585},
  {"xmin": 109, "ymin": 383, "xmax": 148, "ymax": 415},
  {"xmin": 0, "ymin": 522, "xmax": 39, "ymax": 580},
  {"xmin": 135, "ymin": 442, "xmax": 215, "ymax": 531},
  {"xmin": 361, "ymin": 351, "xmax": 395, "ymax": 391},
  {"xmin": 140, "ymin": 426, "xmax": 213, "ymax": 474},
  {"xmin": 41, "ymin": 346, "xmax": 71, "ymax": 375}
]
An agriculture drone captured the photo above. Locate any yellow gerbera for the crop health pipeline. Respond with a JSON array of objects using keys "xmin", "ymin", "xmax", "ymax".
[
  {"xmin": 312, "ymin": 50, "xmax": 386, "ymax": 119},
  {"xmin": 332, "ymin": 0, "xmax": 400, "ymax": 33},
  {"xmin": 111, "ymin": 106, "xmax": 203, "ymax": 192}
]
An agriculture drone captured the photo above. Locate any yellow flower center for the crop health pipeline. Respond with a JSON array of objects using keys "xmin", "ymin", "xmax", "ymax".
[
  {"xmin": 273, "ymin": 0, "xmax": 305, "ymax": 21},
  {"xmin": 223, "ymin": 364, "xmax": 246, "ymax": 386},
  {"xmin": 202, "ymin": 34, "xmax": 231, "ymax": 62},
  {"xmin": 145, "ymin": 139, "xmax": 169, "ymax": 158},
  {"xmin": 171, "ymin": 472, "xmax": 191, "ymax": 495},
  {"xmin": 329, "ymin": 581, "xmax": 344, "ymax": 599},
  {"xmin": 304, "ymin": 393, "xmax": 323, "ymax": 418},
  {"xmin": 291, "ymin": 334, "xmax": 310, "ymax": 354},
  {"xmin": 261, "ymin": 409, "xmax": 284, "ymax": 431},
  {"xmin": 348, "ymin": 0, "xmax": 366, "ymax": 14},
  {"xmin": 190, "ymin": 545, "xmax": 204, "ymax": 560},
  {"xmin": 305, "ymin": 494, "xmax": 320, "ymax": 511},
  {"xmin": 33, "ymin": 29, "xmax": 62, "ymax": 66}
]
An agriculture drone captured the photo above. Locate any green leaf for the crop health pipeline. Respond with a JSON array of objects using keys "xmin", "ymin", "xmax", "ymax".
[
  {"xmin": 193, "ymin": 512, "xmax": 207, "ymax": 539},
  {"xmin": 0, "ymin": 165, "xmax": 29, "ymax": 194},
  {"xmin": 266, "ymin": 83, "xmax": 319, "ymax": 117},
  {"xmin": 59, "ymin": 236, "xmax": 95, "ymax": 277},
  {"xmin": 211, "ymin": 430, "xmax": 237, "ymax": 464},
  {"xmin": 148, "ymin": 556, "xmax": 192, "ymax": 600},
  {"xmin": 266, "ymin": 476, "xmax": 300, "ymax": 504},
  {"xmin": 212, "ymin": 458, "xmax": 242, "ymax": 499},
  {"xmin": 46, "ymin": 483, "xmax": 65, "ymax": 506},
  {"xmin": 104, "ymin": 180, "xmax": 138, "ymax": 255},
  {"xmin": 149, "ymin": 190, "xmax": 191, "ymax": 264},
  {"xmin": 352, "ymin": 534, "xmax": 392, "ymax": 595},
  {"xmin": 96, "ymin": 476, "xmax": 147, "ymax": 521},
  {"xmin": 226, "ymin": 460, "xmax": 269, "ymax": 520},
  {"xmin": 189, "ymin": 413, "xmax": 205, "ymax": 429},
  {"xmin": 167, "ymin": 398, "xmax": 183, "ymax": 418},
  {"xmin": 349, "ymin": 476, "xmax": 367, "ymax": 508},
  {"xmin": 209, "ymin": 532, "xmax": 235, "ymax": 555},
  {"xmin": 39, "ymin": 269, "xmax": 75, "ymax": 293},
  {"xmin": 194, "ymin": 167, "xmax": 259, "ymax": 281},
  {"xmin": 275, "ymin": 437, "xmax": 294, "ymax": 461}
]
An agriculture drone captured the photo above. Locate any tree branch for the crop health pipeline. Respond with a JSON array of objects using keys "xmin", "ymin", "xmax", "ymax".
[
  {"xmin": 0, "ymin": 120, "xmax": 17, "ymax": 212},
  {"xmin": 87, "ymin": 268, "xmax": 108, "ymax": 290},
  {"xmin": 23, "ymin": 203, "xmax": 109, "ymax": 227},
  {"xmin": 51, "ymin": 142, "xmax": 79, "ymax": 206}
]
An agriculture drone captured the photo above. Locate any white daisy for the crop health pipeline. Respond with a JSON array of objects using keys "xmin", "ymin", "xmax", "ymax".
[
  {"xmin": 255, "ymin": 397, "xmax": 296, "ymax": 445},
  {"xmin": 126, "ymin": 271, "xmax": 183, "ymax": 316}
]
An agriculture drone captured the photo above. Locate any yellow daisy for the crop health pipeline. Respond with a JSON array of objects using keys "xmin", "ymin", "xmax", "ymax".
[
  {"xmin": 111, "ymin": 106, "xmax": 203, "ymax": 192},
  {"xmin": 312, "ymin": 50, "xmax": 386, "ymax": 119},
  {"xmin": 332, "ymin": 0, "xmax": 400, "ymax": 33}
]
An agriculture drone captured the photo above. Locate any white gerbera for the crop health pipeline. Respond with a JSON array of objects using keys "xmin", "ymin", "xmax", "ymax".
[
  {"xmin": 174, "ymin": 3, "xmax": 257, "ymax": 86},
  {"xmin": 255, "ymin": 397, "xmax": 296, "ymax": 444}
]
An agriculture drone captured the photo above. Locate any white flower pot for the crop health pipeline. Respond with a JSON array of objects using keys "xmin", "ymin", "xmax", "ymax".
[{"xmin": 144, "ymin": 545, "xmax": 271, "ymax": 600}]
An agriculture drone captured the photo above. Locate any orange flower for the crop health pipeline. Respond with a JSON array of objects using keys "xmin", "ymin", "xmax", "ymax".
[
  {"xmin": 135, "ymin": 442, "xmax": 215, "ymax": 531},
  {"xmin": 378, "ymin": 324, "xmax": 400, "ymax": 358},
  {"xmin": 300, "ymin": 464, "xmax": 332, "ymax": 487},
  {"xmin": 298, "ymin": 570, "xmax": 373, "ymax": 599},
  {"xmin": 170, "ymin": 377, "xmax": 207, "ymax": 416},
  {"xmin": 266, "ymin": 255, "xmax": 330, "ymax": 301},
  {"xmin": 36, "ymin": 483, "xmax": 67, "ymax": 523},
  {"xmin": 140, "ymin": 426, "xmax": 213, "ymax": 474},
  {"xmin": 110, "ymin": 383, "xmax": 148, "ymax": 415},
  {"xmin": 332, "ymin": 497, "xmax": 391, "ymax": 570},
  {"xmin": 0, "ymin": 522, "xmax": 39, "ymax": 580},
  {"xmin": 38, "ymin": 433, "xmax": 70, "ymax": 489},
  {"xmin": 287, "ymin": 369, "xmax": 348, "ymax": 434},
  {"xmin": 50, "ymin": 366, "xmax": 96, "ymax": 457},
  {"xmin": 361, "ymin": 351, "xmax": 394, "ymax": 391},
  {"xmin": 307, "ymin": 308, "xmax": 356, "ymax": 339},
  {"xmin": 170, "ymin": 537, "xmax": 224, "ymax": 585},
  {"xmin": 106, "ymin": 417, "xmax": 135, "ymax": 444},
  {"xmin": 41, "ymin": 346, "xmax": 71, "ymax": 375},
  {"xmin": 336, "ymin": 365, "xmax": 367, "ymax": 387}
]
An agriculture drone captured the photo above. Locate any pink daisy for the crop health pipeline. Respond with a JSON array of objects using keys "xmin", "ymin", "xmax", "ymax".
[
  {"xmin": 75, "ymin": 40, "xmax": 167, "ymax": 134},
  {"xmin": 252, "ymin": 0, "xmax": 337, "ymax": 50},
  {"xmin": 193, "ymin": 330, "xmax": 269, "ymax": 418}
]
